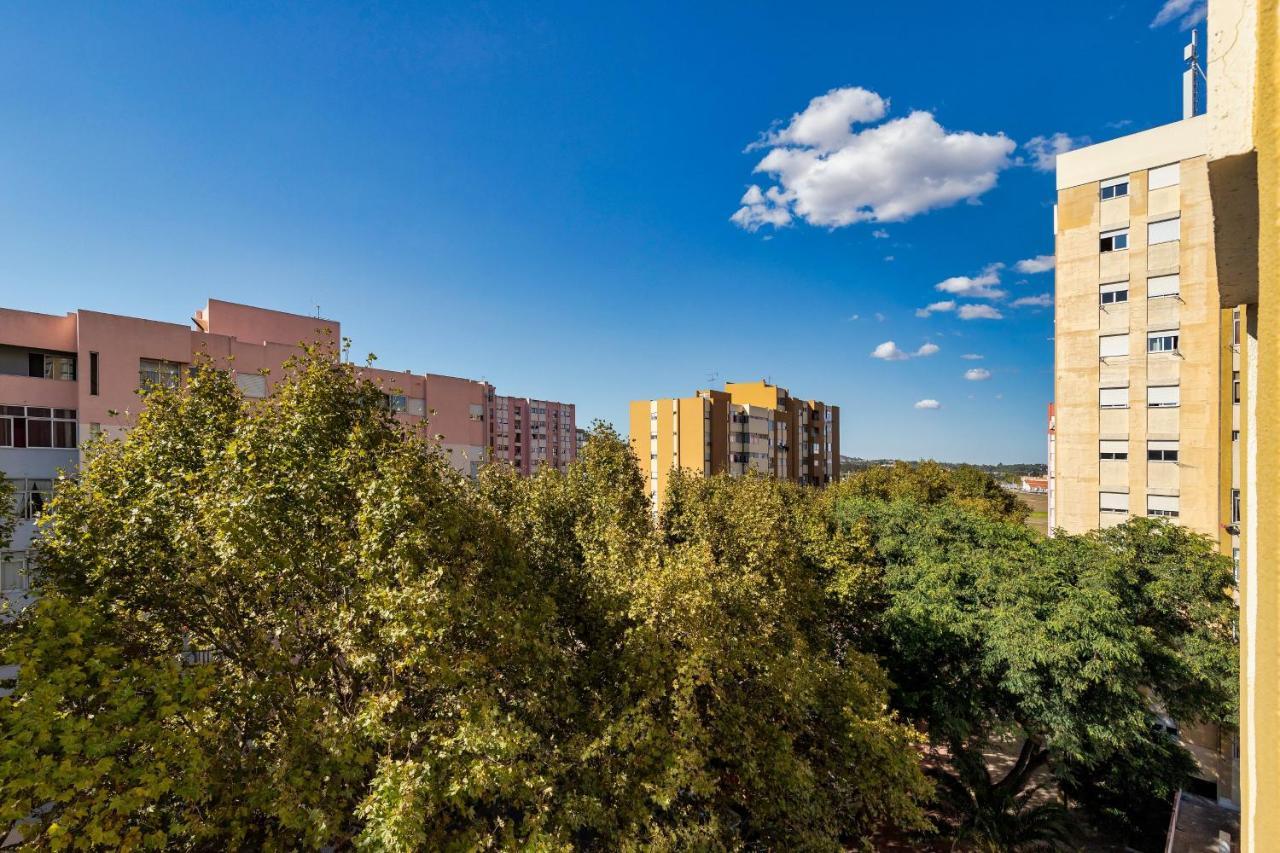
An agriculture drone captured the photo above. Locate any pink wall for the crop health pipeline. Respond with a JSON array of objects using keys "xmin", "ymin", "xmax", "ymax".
[
  {"xmin": 424, "ymin": 374, "xmax": 487, "ymax": 448},
  {"xmin": 198, "ymin": 299, "xmax": 340, "ymax": 349},
  {"xmin": 0, "ymin": 308, "xmax": 76, "ymax": 352},
  {"xmin": 2, "ymin": 299, "xmax": 576, "ymax": 477}
]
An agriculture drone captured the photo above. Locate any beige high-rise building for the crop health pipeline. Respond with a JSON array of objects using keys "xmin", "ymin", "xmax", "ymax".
[
  {"xmin": 628, "ymin": 379, "xmax": 839, "ymax": 508},
  {"xmin": 1052, "ymin": 116, "xmax": 1244, "ymax": 805},
  {"xmin": 1053, "ymin": 116, "xmax": 1226, "ymax": 538}
]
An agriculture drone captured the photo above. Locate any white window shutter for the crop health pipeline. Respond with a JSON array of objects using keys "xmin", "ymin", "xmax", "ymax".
[
  {"xmin": 1100, "ymin": 492, "xmax": 1129, "ymax": 512},
  {"xmin": 236, "ymin": 373, "xmax": 267, "ymax": 399},
  {"xmin": 1100, "ymin": 334, "xmax": 1129, "ymax": 358},
  {"xmin": 1148, "ymin": 494, "xmax": 1180, "ymax": 513},
  {"xmin": 1099, "ymin": 387, "xmax": 1128, "ymax": 407},
  {"xmin": 1148, "ymin": 217, "xmax": 1180, "ymax": 244},
  {"xmin": 1148, "ymin": 273, "xmax": 1180, "ymax": 297},
  {"xmin": 1147, "ymin": 385, "xmax": 1180, "ymax": 407},
  {"xmin": 1148, "ymin": 163, "xmax": 1180, "ymax": 189},
  {"xmin": 1100, "ymin": 439, "xmax": 1129, "ymax": 454}
]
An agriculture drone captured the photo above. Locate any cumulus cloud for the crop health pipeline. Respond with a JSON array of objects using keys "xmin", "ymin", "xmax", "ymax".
[
  {"xmin": 915, "ymin": 342, "xmax": 940, "ymax": 357},
  {"xmin": 915, "ymin": 300, "xmax": 956, "ymax": 318},
  {"xmin": 961, "ymin": 353, "xmax": 984, "ymax": 360},
  {"xmin": 958, "ymin": 304, "xmax": 1003, "ymax": 320},
  {"xmin": 1024, "ymin": 133, "xmax": 1090, "ymax": 172},
  {"xmin": 847, "ymin": 313, "xmax": 860, "ymax": 321},
  {"xmin": 914, "ymin": 399, "xmax": 942, "ymax": 410},
  {"xmin": 1152, "ymin": 0, "xmax": 1206, "ymax": 29},
  {"xmin": 1011, "ymin": 293, "xmax": 1054, "ymax": 308},
  {"xmin": 872, "ymin": 229, "xmax": 890, "ymax": 239},
  {"xmin": 732, "ymin": 86, "xmax": 1016, "ymax": 231},
  {"xmin": 1015, "ymin": 254, "xmax": 1055, "ymax": 274},
  {"xmin": 964, "ymin": 368, "xmax": 992, "ymax": 381},
  {"xmin": 935, "ymin": 262, "xmax": 1006, "ymax": 300},
  {"xmin": 871, "ymin": 341, "xmax": 910, "ymax": 361}
]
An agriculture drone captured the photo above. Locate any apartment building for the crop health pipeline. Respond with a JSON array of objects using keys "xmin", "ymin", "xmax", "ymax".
[
  {"xmin": 1051, "ymin": 116, "xmax": 1244, "ymax": 805},
  {"xmin": 0, "ymin": 298, "xmax": 576, "ymax": 605},
  {"xmin": 628, "ymin": 379, "xmax": 839, "ymax": 508},
  {"xmin": 1052, "ymin": 115, "xmax": 1223, "ymax": 538},
  {"xmin": 1203, "ymin": 0, "xmax": 1275, "ymax": 846},
  {"xmin": 487, "ymin": 394, "xmax": 577, "ymax": 475}
]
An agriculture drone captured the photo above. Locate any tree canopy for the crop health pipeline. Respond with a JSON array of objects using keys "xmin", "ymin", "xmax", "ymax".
[
  {"xmin": 0, "ymin": 350, "xmax": 1238, "ymax": 850},
  {"xmin": 0, "ymin": 351, "xmax": 928, "ymax": 850}
]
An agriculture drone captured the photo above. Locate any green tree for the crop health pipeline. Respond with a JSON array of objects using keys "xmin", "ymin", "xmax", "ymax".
[
  {"xmin": 0, "ymin": 351, "xmax": 573, "ymax": 848},
  {"xmin": 820, "ymin": 487, "xmax": 1237, "ymax": 848},
  {"xmin": 0, "ymin": 358, "xmax": 931, "ymax": 850},
  {"xmin": 471, "ymin": 442, "xmax": 931, "ymax": 848}
]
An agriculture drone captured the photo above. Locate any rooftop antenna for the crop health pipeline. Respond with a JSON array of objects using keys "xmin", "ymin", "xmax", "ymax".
[
  {"xmin": 1183, "ymin": 30, "xmax": 1206, "ymax": 119},
  {"xmin": 707, "ymin": 370, "xmax": 719, "ymax": 385}
]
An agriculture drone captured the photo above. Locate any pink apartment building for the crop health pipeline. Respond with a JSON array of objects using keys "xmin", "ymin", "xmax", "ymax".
[{"xmin": 0, "ymin": 298, "xmax": 576, "ymax": 602}]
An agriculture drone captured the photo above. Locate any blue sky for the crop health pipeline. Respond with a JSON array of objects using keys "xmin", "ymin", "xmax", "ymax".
[{"xmin": 0, "ymin": 1, "xmax": 1204, "ymax": 462}]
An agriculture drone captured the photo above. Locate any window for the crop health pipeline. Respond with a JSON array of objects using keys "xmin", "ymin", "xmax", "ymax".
[
  {"xmin": 1100, "ymin": 491, "xmax": 1129, "ymax": 514},
  {"xmin": 1147, "ymin": 494, "xmax": 1180, "ymax": 517},
  {"xmin": 1233, "ymin": 548, "xmax": 1241, "ymax": 583},
  {"xmin": 468, "ymin": 404, "xmax": 484, "ymax": 421},
  {"xmin": 1233, "ymin": 371, "xmax": 1241, "ymax": 403},
  {"xmin": 1147, "ymin": 385, "xmax": 1180, "ymax": 408},
  {"xmin": 1232, "ymin": 489, "xmax": 1241, "ymax": 524},
  {"xmin": 1148, "ymin": 162, "xmax": 1180, "ymax": 189},
  {"xmin": 0, "ymin": 406, "xmax": 77, "ymax": 448},
  {"xmin": 1147, "ymin": 440, "xmax": 1179, "ymax": 462},
  {"xmin": 1099, "ymin": 281, "xmax": 1129, "ymax": 305},
  {"xmin": 1148, "ymin": 217, "xmax": 1181, "ymax": 245},
  {"xmin": 1, "ymin": 552, "xmax": 29, "ymax": 593},
  {"xmin": 7, "ymin": 478, "xmax": 53, "ymax": 519},
  {"xmin": 1100, "ymin": 228, "xmax": 1129, "ymax": 252},
  {"xmin": 139, "ymin": 358, "xmax": 182, "ymax": 390},
  {"xmin": 1100, "ymin": 334, "xmax": 1130, "ymax": 358},
  {"xmin": 1100, "ymin": 440, "xmax": 1129, "ymax": 460},
  {"xmin": 235, "ymin": 373, "xmax": 267, "ymax": 399},
  {"xmin": 28, "ymin": 353, "xmax": 76, "ymax": 381},
  {"xmin": 1099, "ymin": 387, "xmax": 1129, "ymax": 409},
  {"xmin": 1147, "ymin": 273, "xmax": 1180, "ymax": 299},
  {"xmin": 1233, "ymin": 308, "xmax": 1241, "ymax": 346},
  {"xmin": 1147, "ymin": 330, "xmax": 1180, "ymax": 354},
  {"xmin": 387, "ymin": 394, "xmax": 408, "ymax": 413},
  {"xmin": 89, "ymin": 352, "xmax": 99, "ymax": 396},
  {"xmin": 1100, "ymin": 176, "xmax": 1129, "ymax": 200}
]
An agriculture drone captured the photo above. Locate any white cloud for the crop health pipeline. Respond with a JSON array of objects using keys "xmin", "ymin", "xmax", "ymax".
[
  {"xmin": 732, "ymin": 87, "xmax": 1016, "ymax": 231},
  {"xmin": 884, "ymin": 255, "xmax": 895, "ymax": 262},
  {"xmin": 875, "ymin": 312, "xmax": 886, "ymax": 322},
  {"xmin": 872, "ymin": 229, "xmax": 889, "ymax": 239},
  {"xmin": 958, "ymin": 304, "xmax": 1003, "ymax": 320},
  {"xmin": 1014, "ymin": 254, "xmax": 1054, "ymax": 274},
  {"xmin": 1024, "ymin": 133, "xmax": 1090, "ymax": 172},
  {"xmin": 935, "ymin": 262, "xmax": 1006, "ymax": 300},
  {"xmin": 964, "ymin": 368, "xmax": 992, "ymax": 381},
  {"xmin": 915, "ymin": 300, "xmax": 956, "ymax": 318},
  {"xmin": 871, "ymin": 340, "xmax": 910, "ymax": 361},
  {"xmin": 752, "ymin": 86, "xmax": 888, "ymax": 151},
  {"xmin": 915, "ymin": 342, "xmax": 940, "ymax": 357},
  {"xmin": 960, "ymin": 353, "xmax": 984, "ymax": 360},
  {"xmin": 914, "ymin": 399, "xmax": 941, "ymax": 410},
  {"xmin": 1011, "ymin": 293, "xmax": 1054, "ymax": 308},
  {"xmin": 847, "ymin": 313, "xmax": 860, "ymax": 321},
  {"xmin": 1152, "ymin": 0, "xmax": 1206, "ymax": 29}
]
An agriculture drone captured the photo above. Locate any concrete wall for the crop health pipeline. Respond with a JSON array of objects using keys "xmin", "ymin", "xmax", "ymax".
[{"xmin": 1054, "ymin": 126, "xmax": 1221, "ymax": 539}]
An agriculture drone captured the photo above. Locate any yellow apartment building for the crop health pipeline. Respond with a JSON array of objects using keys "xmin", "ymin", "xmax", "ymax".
[
  {"xmin": 628, "ymin": 380, "xmax": 839, "ymax": 508},
  {"xmin": 1205, "ymin": 0, "xmax": 1276, "ymax": 847},
  {"xmin": 1053, "ymin": 116, "xmax": 1243, "ymax": 804}
]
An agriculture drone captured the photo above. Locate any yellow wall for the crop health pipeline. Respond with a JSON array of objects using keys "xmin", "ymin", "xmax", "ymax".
[
  {"xmin": 1243, "ymin": 0, "xmax": 1278, "ymax": 846},
  {"xmin": 1054, "ymin": 145, "xmax": 1221, "ymax": 538}
]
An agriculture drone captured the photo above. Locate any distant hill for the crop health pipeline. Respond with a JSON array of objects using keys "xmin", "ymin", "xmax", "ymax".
[{"xmin": 839, "ymin": 456, "xmax": 1047, "ymax": 483}]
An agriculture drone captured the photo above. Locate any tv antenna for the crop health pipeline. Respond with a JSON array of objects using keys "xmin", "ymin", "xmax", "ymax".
[{"xmin": 1183, "ymin": 30, "xmax": 1206, "ymax": 119}]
